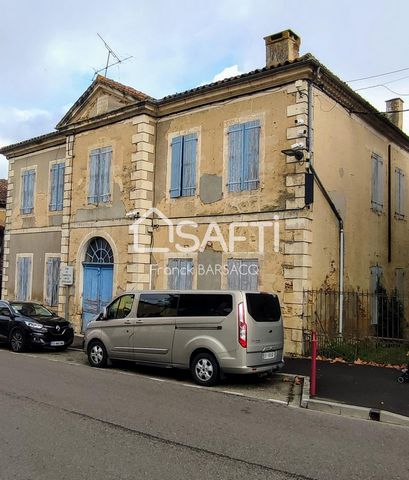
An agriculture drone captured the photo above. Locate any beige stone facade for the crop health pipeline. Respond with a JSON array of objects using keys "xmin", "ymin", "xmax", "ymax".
[{"xmin": 2, "ymin": 31, "xmax": 409, "ymax": 353}]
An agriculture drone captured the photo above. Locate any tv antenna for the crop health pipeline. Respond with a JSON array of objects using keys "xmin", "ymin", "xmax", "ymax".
[{"xmin": 93, "ymin": 33, "xmax": 133, "ymax": 78}]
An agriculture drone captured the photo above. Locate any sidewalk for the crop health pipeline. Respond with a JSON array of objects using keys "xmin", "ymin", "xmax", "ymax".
[{"xmin": 283, "ymin": 357, "xmax": 409, "ymax": 417}]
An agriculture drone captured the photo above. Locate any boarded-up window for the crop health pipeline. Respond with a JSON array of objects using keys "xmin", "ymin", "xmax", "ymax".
[
  {"xmin": 227, "ymin": 120, "xmax": 260, "ymax": 192},
  {"xmin": 21, "ymin": 169, "xmax": 36, "ymax": 214},
  {"xmin": 395, "ymin": 167, "xmax": 405, "ymax": 219},
  {"xmin": 49, "ymin": 163, "xmax": 65, "ymax": 211},
  {"xmin": 370, "ymin": 265, "xmax": 382, "ymax": 325},
  {"xmin": 16, "ymin": 256, "xmax": 32, "ymax": 301},
  {"xmin": 45, "ymin": 257, "xmax": 61, "ymax": 306},
  {"xmin": 88, "ymin": 147, "xmax": 112, "ymax": 204},
  {"xmin": 170, "ymin": 134, "xmax": 197, "ymax": 198},
  {"xmin": 227, "ymin": 259, "xmax": 259, "ymax": 291},
  {"xmin": 167, "ymin": 258, "xmax": 193, "ymax": 289},
  {"xmin": 371, "ymin": 153, "xmax": 384, "ymax": 212}
]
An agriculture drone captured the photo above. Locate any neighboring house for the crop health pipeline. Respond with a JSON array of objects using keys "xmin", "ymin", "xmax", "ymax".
[{"xmin": 1, "ymin": 30, "xmax": 409, "ymax": 353}]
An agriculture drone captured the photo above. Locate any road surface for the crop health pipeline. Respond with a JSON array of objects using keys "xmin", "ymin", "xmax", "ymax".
[{"xmin": 0, "ymin": 347, "xmax": 408, "ymax": 480}]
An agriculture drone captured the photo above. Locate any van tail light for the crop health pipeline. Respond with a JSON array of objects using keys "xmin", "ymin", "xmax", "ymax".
[{"xmin": 238, "ymin": 302, "xmax": 247, "ymax": 348}]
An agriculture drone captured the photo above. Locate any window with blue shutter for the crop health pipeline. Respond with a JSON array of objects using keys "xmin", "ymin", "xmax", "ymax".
[
  {"xmin": 227, "ymin": 259, "xmax": 259, "ymax": 291},
  {"xmin": 228, "ymin": 120, "xmax": 260, "ymax": 192},
  {"xmin": 16, "ymin": 256, "xmax": 32, "ymax": 301},
  {"xmin": 395, "ymin": 167, "xmax": 405, "ymax": 219},
  {"xmin": 371, "ymin": 153, "xmax": 384, "ymax": 212},
  {"xmin": 45, "ymin": 257, "xmax": 61, "ymax": 306},
  {"xmin": 170, "ymin": 134, "xmax": 197, "ymax": 198},
  {"xmin": 49, "ymin": 163, "xmax": 65, "ymax": 211},
  {"xmin": 88, "ymin": 147, "xmax": 112, "ymax": 205},
  {"xmin": 21, "ymin": 169, "xmax": 36, "ymax": 214},
  {"xmin": 168, "ymin": 258, "xmax": 193, "ymax": 289}
]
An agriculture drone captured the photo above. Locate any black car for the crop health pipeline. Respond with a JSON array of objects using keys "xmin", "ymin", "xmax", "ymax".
[{"xmin": 0, "ymin": 301, "xmax": 74, "ymax": 352}]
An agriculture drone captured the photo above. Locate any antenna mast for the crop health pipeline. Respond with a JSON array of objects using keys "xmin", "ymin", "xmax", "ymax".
[{"xmin": 94, "ymin": 33, "xmax": 133, "ymax": 78}]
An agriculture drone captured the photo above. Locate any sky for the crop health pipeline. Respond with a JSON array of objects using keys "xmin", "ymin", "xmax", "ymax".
[{"xmin": 1, "ymin": 0, "xmax": 409, "ymax": 178}]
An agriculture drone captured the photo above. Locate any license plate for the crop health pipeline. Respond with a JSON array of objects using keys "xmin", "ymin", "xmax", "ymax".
[
  {"xmin": 262, "ymin": 351, "xmax": 276, "ymax": 360},
  {"xmin": 51, "ymin": 341, "xmax": 65, "ymax": 347}
]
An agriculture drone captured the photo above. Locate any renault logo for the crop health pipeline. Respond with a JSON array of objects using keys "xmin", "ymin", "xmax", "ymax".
[{"xmin": 56, "ymin": 325, "xmax": 60, "ymax": 332}]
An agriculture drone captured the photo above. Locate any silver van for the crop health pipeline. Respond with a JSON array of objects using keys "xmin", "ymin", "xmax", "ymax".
[{"xmin": 84, "ymin": 290, "xmax": 284, "ymax": 386}]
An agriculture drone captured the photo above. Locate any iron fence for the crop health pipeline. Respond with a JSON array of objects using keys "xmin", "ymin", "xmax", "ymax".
[{"xmin": 302, "ymin": 288, "xmax": 406, "ymax": 339}]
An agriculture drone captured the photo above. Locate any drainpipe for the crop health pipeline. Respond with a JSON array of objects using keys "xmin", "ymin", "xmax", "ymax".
[{"xmin": 306, "ymin": 77, "xmax": 344, "ymax": 335}]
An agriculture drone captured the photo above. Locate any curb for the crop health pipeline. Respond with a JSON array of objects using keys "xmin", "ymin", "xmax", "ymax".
[{"xmin": 299, "ymin": 377, "xmax": 409, "ymax": 427}]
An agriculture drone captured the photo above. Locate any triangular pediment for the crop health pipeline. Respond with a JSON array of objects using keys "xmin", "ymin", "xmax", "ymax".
[{"xmin": 56, "ymin": 75, "xmax": 149, "ymax": 130}]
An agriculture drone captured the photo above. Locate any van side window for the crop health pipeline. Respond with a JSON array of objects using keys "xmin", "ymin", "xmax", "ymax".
[
  {"xmin": 178, "ymin": 294, "xmax": 233, "ymax": 317},
  {"xmin": 106, "ymin": 295, "xmax": 135, "ymax": 320},
  {"xmin": 246, "ymin": 293, "xmax": 281, "ymax": 322},
  {"xmin": 137, "ymin": 294, "xmax": 179, "ymax": 318}
]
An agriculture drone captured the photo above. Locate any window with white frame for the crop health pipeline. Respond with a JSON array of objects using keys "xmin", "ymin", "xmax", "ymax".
[
  {"xmin": 170, "ymin": 134, "xmax": 198, "ymax": 198},
  {"xmin": 227, "ymin": 259, "xmax": 259, "ymax": 291},
  {"xmin": 45, "ymin": 257, "xmax": 61, "ymax": 306},
  {"xmin": 371, "ymin": 153, "xmax": 384, "ymax": 212},
  {"xmin": 88, "ymin": 147, "xmax": 112, "ymax": 204},
  {"xmin": 395, "ymin": 167, "xmax": 405, "ymax": 219},
  {"xmin": 49, "ymin": 163, "xmax": 65, "ymax": 211},
  {"xmin": 21, "ymin": 169, "xmax": 36, "ymax": 214},
  {"xmin": 167, "ymin": 258, "xmax": 193, "ymax": 289},
  {"xmin": 227, "ymin": 120, "xmax": 260, "ymax": 192},
  {"xmin": 16, "ymin": 256, "xmax": 32, "ymax": 301}
]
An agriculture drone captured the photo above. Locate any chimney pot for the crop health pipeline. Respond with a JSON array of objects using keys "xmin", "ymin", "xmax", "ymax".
[
  {"xmin": 264, "ymin": 29, "xmax": 301, "ymax": 68},
  {"xmin": 385, "ymin": 98, "xmax": 404, "ymax": 129}
]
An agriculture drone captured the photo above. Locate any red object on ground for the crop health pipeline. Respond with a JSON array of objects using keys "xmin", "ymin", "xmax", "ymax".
[{"xmin": 311, "ymin": 331, "xmax": 317, "ymax": 396}]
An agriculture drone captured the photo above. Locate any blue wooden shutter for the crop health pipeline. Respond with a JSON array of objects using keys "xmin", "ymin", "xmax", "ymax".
[
  {"xmin": 49, "ymin": 165, "xmax": 59, "ymax": 211},
  {"xmin": 168, "ymin": 259, "xmax": 178, "ymax": 289},
  {"xmin": 46, "ymin": 257, "xmax": 60, "ymax": 306},
  {"xmin": 100, "ymin": 147, "xmax": 112, "ymax": 203},
  {"xmin": 179, "ymin": 259, "xmax": 193, "ymax": 289},
  {"xmin": 240, "ymin": 259, "xmax": 259, "ymax": 291},
  {"xmin": 243, "ymin": 121, "xmax": 260, "ymax": 190},
  {"xmin": 56, "ymin": 163, "xmax": 65, "ymax": 210},
  {"xmin": 170, "ymin": 136, "xmax": 183, "ymax": 197},
  {"xmin": 17, "ymin": 257, "xmax": 31, "ymax": 301},
  {"xmin": 88, "ymin": 149, "xmax": 100, "ymax": 204},
  {"xmin": 227, "ymin": 259, "xmax": 241, "ymax": 289},
  {"xmin": 227, "ymin": 124, "xmax": 243, "ymax": 192},
  {"xmin": 168, "ymin": 258, "xmax": 193, "ymax": 289},
  {"xmin": 22, "ymin": 170, "xmax": 35, "ymax": 214},
  {"xmin": 181, "ymin": 134, "xmax": 197, "ymax": 196}
]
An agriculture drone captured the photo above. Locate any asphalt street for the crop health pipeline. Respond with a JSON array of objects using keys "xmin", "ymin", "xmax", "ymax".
[{"xmin": 0, "ymin": 348, "xmax": 408, "ymax": 480}]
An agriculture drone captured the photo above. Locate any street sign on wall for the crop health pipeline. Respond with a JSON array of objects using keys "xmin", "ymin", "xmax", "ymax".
[{"xmin": 60, "ymin": 266, "xmax": 74, "ymax": 286}]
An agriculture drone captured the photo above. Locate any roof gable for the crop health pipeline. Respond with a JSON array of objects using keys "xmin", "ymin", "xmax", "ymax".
[{"xmin": 56, "ymin": 75, "xmax": 150, "ymax": 130}]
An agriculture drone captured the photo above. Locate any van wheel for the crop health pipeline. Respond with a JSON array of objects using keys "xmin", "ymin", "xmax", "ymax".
[
  {"xmin": 191, "ymin": 352, "xmax": 219, "ymax": 387},
  {"xmin": 88, "ymin": 341, "xmax": 108, "ymax": 368}
]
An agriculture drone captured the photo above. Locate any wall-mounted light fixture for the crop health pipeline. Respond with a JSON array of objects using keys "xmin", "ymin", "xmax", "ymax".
[{"xmin": 281, "ymin": 148, "xmax": 305, "ymax": 161}]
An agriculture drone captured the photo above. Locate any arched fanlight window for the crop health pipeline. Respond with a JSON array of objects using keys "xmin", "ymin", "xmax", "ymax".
[{"xmin": 85, "ymin": 237, "xmax": 114, "ymax": 264}]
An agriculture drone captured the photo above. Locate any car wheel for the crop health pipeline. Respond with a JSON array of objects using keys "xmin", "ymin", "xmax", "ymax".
[
  {"xmin": 88, "ymin": 341, "xmax": 108, "ymax": 368},
  {"xmin": 191, "ymin": 352, "xmax": 220, "ymax": 387},
  {"xmin": 10, "ymin": 329, "xmax": 27, "ymax": 353}
]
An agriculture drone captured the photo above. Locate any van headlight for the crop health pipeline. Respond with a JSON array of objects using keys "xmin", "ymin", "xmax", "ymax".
[{"xmin": 25, "ymin": 321, "xmax": 46, "ymax": 332}]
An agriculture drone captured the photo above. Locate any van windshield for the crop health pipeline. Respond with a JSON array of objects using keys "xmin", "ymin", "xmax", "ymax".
[{"xmin": 246, "ymin": 293, "xmax": 281, "ymax": 322}]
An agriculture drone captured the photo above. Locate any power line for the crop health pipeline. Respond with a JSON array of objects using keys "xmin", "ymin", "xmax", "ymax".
[{"xmin": 348, "ymin": 66, "xmax": 409, "ymax": 83}]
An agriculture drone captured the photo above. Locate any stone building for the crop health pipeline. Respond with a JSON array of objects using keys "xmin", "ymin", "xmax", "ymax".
[{"xmin": 1, "ymin": 30, "xmax": 409, "ymax": 352}]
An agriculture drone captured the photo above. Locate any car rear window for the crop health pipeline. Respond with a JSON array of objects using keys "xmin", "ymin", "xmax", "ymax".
[
  {"xmin": 137, "ymin": 294, "xmax": 179, "ymax": 318},
  {"xmin": 246, "ymin": 293, "xmax": 281, "ymax": 322},
  {"xmin": 178, "ymin": 294, "xmax": 233, "ymax": 317}
]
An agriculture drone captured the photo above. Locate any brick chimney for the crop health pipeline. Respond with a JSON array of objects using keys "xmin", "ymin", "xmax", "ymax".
[
  {"xmin": 264, "ymin": 29, "xmax": 301, "ymax": 68},
  {"xmin": 385, "ymin": 98, "xmax": 404, "ymax": 129}
]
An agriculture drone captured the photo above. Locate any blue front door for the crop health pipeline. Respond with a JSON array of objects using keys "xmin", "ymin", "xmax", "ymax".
[{"xmin": 82, "ymin": 264, "xmax": 113, "ymax": 331}]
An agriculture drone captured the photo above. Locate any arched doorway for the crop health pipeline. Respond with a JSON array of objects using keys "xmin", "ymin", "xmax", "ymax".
[{"xmin": 82, "ymin": 237, "xmax": 114, "ymax": 330}]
